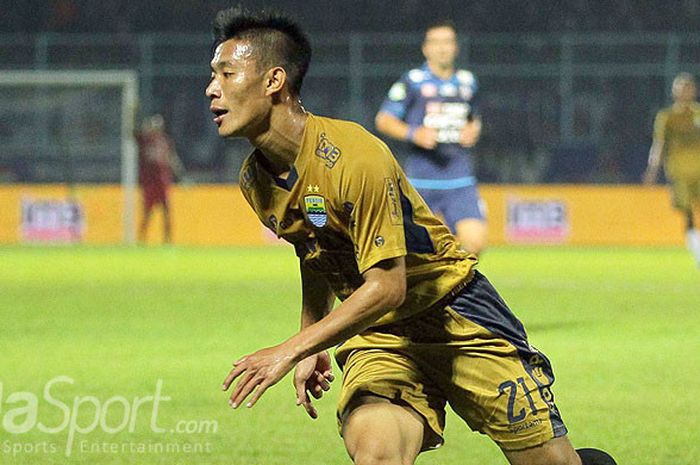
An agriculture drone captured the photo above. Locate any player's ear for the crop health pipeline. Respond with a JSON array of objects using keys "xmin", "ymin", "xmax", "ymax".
[{"xmin": 264, "ymin": 67, "xmax": 287, "ymax": 96}]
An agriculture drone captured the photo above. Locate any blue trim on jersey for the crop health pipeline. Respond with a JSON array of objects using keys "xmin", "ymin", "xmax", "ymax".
[
  {"xmin": 449, "ymin": 271, "xmax": 568, "ymax": 439},
  {"xmin": 407, "ymin": 176, "xmax": 476, "ymax": 190},
  {"xmin": 399, "ymin": 182, "xmax": 435, "ymax": 254},
  {"xmin": 273, "ymin": 166, "xmax": 299, "ymax": 191}
]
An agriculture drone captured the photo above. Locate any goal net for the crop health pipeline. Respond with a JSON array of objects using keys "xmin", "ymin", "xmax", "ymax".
[{"xmin": 0, "ymin": 70, "xmax": 139, "ymax": 244}]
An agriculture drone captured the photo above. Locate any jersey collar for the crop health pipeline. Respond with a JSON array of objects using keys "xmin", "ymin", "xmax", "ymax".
[
  {"xmin": 422, "ymin": 62, "xmax": 455, "ymax": 83},
  {"xmin": 250, "ymin": 113, "xmax": 314, "ymax": 192}
]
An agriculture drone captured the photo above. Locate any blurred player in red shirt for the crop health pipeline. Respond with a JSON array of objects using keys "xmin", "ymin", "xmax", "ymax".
[{"xmin": 136, "ymin": 114, "xmax": 184, "ymax": 244}]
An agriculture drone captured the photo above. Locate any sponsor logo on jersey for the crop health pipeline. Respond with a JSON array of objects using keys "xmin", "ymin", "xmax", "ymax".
[
  {"xmin": 421, "ymin": 83, "xmax": 438, "ymax": 98},
  {"xmin": 385, "ymin": 178, "xmax": 402, "ymax": 225},
  {"xmin": 388, "ymin": 82, "xmax": 407, "ymax": 101},
  {"xmin": 315, "ymin": 133, "xmax": 342, "ymax": 169},
  {"xmin": 423, "ymin": 102, "xmax": 469, "ymax": 143},
  {"xmin": 374, "ymin": 236, "xmax": 385, "ymax": 247},
  {"xmin": 304, "ymin": 195, "xmax": 328, "ymax": 227},
  {"xmin": 439, "ymin": 83, "xmax": 457, "ymax": 97}
]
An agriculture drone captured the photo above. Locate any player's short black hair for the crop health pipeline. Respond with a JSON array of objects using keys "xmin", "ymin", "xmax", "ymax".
[
  {"xmin": 212, "ymin": 5, "xmax": 311, "ymax": 96},
  {"xmin": 424, "ymin": 19, "xmax": 457, "ymax": 36}
]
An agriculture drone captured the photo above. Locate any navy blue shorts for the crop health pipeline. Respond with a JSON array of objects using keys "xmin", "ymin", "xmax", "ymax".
[{"xmin": 416, "ymin": 184, "xmax": 486, "ymax": 232}]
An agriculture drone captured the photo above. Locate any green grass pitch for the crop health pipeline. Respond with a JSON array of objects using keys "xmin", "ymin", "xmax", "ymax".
[{"xmin": 0, "ymin": 245, "xmax": 698, "ymax": 465}]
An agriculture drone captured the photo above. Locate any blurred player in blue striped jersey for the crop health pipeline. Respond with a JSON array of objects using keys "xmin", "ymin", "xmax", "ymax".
[{"xmin": 376, "ymin": 20, "xmax": 487, "ymax": 255}]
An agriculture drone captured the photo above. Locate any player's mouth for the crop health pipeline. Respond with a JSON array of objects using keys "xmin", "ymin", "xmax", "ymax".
[{"xmin": 210, "ymin": 107, "xmax": 229, "ymax": 126}]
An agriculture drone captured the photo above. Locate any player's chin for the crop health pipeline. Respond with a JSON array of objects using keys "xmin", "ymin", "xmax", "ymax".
[{"xmin": 218, "ymin": 124, "xmax": 241, "ymax": 139}]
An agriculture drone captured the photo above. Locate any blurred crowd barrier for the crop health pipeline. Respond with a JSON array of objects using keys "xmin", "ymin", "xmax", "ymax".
[
  {"xmin": 1, "ymin": 32, "xmax": 700, "ymax": 185},
  {"xmin": 0, "ymin": 184, "xmax": 683, "ymax": 246}
]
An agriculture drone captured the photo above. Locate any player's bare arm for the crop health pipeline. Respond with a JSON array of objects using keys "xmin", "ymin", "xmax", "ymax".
[
  {"xmin": 375, "ymin": 111, "xmax": 438, "ymax": 149},
  {"xmin": 222, "ymin": 256, "xmax": 407, "ymax": 411},
  {"xmin": 459, "ymin": 116, "xmax": 482, "ymax": 148},
  {"xmin": 293, "ymin": 262, "xmax": 337, "ymax": 419},
  {"xmin": 643, "ymin": 138, "xmax": 664, "ymax": 184}
]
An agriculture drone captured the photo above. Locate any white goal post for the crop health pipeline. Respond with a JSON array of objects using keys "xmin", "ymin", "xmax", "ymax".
[{"xmin": 0, "ymin": 70, "xmax": 139, "ymax": 244}]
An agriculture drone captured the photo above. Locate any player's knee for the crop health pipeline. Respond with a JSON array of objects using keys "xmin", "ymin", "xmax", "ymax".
[
  {"xmin": 351, "ymin": 446, "xmax": 406, "ymax": 465},
  {"xmin": 344, "ymin": 419, "xmax": 403, "ymax": 465},
  {"xmin": 346, "ymin": 431, "xmax": 406, "ymax": 465},
  {"xmin": 343, "ymin": 403, "xmax": 419, "ymax": 465}
]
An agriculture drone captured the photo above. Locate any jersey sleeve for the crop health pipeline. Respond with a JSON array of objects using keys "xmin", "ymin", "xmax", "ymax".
[
  {"xmin": 469, "ymin": 75, "xmax": 480, "ymax": 119},
  {"xmin": 652, "ymin": 110, "xmax": 668, "ymax": 142},
  {"xmin": 378, "ymin": 73, "xmax": 414, "ymax": 121},
  {"xmin": 340, "ymin": 141, "xmax": 407, "ymax": 274}
]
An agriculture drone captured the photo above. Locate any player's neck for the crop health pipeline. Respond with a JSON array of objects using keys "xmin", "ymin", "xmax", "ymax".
[
  {"xmin": 674, "ymin": 99, "xmax": 695, "ymax": 110},
  {"xmin": 427, "ymin": 61, "xmax": 454, "ymax": 80},
  {"xmin": 250, "ymin": 100, "xmax": 308, "ymax": 177}
]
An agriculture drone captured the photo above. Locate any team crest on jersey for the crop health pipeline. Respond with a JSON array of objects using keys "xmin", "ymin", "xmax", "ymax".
[
  {"xmin": 304, "ymin": 195, "xmax": 327, "ymax": 227},
  {"xmin": 315, "ymin": 133, "xmax": 342, "ymax": 169}
]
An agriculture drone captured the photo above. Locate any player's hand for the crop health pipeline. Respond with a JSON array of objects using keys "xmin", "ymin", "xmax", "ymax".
[
  {"xmin": 222, "ymin": 343, "xmax": 297, "ymax": 410},
  {"xmin": 459, "ymin": 119, "xmax": 482, "ymax": 148},
  {"xmin": 293, "ymin": 351, "xmax": 334, "ymax": 419},
  {"xmin": 411, "ymin": 126, "xmax": 439, "ymax": 150}
]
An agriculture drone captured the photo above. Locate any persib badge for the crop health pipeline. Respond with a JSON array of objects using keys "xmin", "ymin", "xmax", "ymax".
[{"xmin": 304, "ymin": 195, "xmax": 327, "ymax": 227}]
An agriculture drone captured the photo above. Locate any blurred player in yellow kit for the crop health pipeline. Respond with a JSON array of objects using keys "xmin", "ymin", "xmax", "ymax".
[
  {"xmin": 644, "ymin": 72, "xmax": 700, "ymax": 265},
  {"xmin": 206, "ymin": 5, "xmax": 616, "ymax": 465}
]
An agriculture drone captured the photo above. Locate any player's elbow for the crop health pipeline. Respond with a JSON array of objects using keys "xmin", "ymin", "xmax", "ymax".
[
  {"xmin": 363, "ymin": 257, "xmax": 407, "ymax": 310},
  {"xmin": 377, "ymin": 278, "xmax": 406, "ymax": 309}
]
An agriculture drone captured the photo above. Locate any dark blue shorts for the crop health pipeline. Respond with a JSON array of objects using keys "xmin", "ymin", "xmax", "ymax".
[
  {"xmin": 416, "ymin": 184, "xmax": 486, "ymax": 232},
  {"xmin": 335, "ymin": 271, "xmax": 567, "ymax": 451}
]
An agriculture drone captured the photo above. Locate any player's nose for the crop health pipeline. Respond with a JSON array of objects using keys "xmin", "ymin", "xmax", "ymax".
[{"xmin": 205, "ymin": 79, "xmax": 221, "ymax": 99}]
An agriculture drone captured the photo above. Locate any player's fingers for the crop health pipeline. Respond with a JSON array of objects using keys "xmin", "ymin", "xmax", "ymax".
[
  {"xmin": 222, "ymin": 364, "xmax": 246, "ymax": 391},
  {"xmin": 309, "ymin": 382, "xmax": 324, "ymax": 399},
  {"xmin": 229, "ymin": 373, "xmax": 258, "ymax": 408},
  {"xmin": 322, "ymin": 370, "xmax": 335, "ymax": 382},
  {"xmin": 306, "ymin": 403, "xmax": 318, "ymax": 419},
  {"xmin": 294, "ymin": 376, "xmax": 309, "ymax": 405},
  {"xmin": 299, "ymin": 393, "xmax": 317, "ymax": 419},
  {"xmin": 314, "ymin": 371, "xmax": 331, "ymax": 391},
  {"xmin": 245, "ymin": 381, "xmax": 271, "ymax": 408}
]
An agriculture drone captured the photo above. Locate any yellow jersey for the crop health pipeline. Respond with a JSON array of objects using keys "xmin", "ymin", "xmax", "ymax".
[
  {"xmin": 654, "ymin": 102, "xmax": 700, "ymax": 180},
  {"xmin": 239, "ymin": 113, "xmax": 476, "ymax": 326}
]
